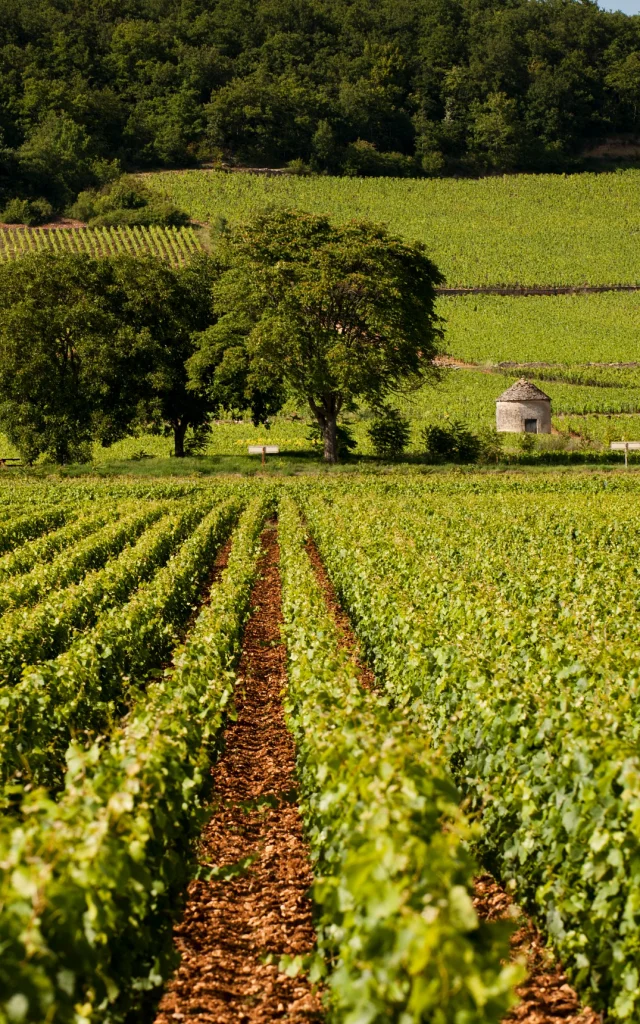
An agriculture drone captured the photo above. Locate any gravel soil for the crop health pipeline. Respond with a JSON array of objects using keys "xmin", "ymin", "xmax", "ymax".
[
  {"xmin": 474, "ymin": 877, "xmax": 602, "ymax": 1024},
  {"xmin": 154, "ymin": 524, "xmax": 323, "ymax": 1024}
]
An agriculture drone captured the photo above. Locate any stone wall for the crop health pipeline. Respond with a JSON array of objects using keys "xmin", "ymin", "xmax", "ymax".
[{"xmin": 496, "ymin": 399, "xmax": 552, "ymax": 433}]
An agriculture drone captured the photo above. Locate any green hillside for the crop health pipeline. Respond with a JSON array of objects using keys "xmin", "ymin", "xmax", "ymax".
[{"xmin": 145, "ymin": 168, "xmax": 640, "ymax": 286}]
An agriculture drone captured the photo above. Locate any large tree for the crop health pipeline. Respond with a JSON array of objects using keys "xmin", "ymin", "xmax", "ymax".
[
  {"xmin": 109, "ymin": 255, "xmax": 216, "ymax": 457},
  {"xmin": 0, "ymin": 254, "xmax": 151, "ymax": 463},
  {"xmin": 0, "ymin": 252, "xmax": 217, "ymax": 464},
  {"xmin": 189, "ymin": 210, "xmax": 444, "ymax": 462}
]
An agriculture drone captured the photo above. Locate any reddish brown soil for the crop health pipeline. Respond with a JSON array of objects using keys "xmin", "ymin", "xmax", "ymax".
[
  {"xmin": 474, "ymin": 876, "xmax": 602, "ymax": 1024},
  {"xmin": 155, "ymin": 525, "xmax": 323, "ymax": 1024}
]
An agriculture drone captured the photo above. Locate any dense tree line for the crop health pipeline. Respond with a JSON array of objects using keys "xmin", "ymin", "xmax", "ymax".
[
  {"xmin": 0, "ymin": 213, "xmax": 443, "ymax": 463},
  {"xmin": 1, "ymin": 0, "xmax": 640, "ymax": 216}
]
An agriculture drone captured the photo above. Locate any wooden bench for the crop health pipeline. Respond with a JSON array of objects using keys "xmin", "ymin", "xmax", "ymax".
[
  {"xmin": 0, "ymin": 458, "xmax": 21, "ymax": 468},
  {"xmin": 247, "ymin": 445, "xmax": 280, "ymax": 465}
]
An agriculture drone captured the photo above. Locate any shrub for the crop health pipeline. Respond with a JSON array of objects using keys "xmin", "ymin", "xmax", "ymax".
[
  {"xmin": 421, "ymin": 420, "xmax": 482, "ymax": 463},
  {"xmin": 68, "ymin": 176, "xmax": 189, "ymax": 227},
  {"xmin": 477, "ymin": 427, "xmax": 504, "ymax": 463},
  {"xmin": 89, "ymin": 203, "xmax": 189, "ymax": 227},
  {"xmin": 343, "ymin": 140, "xmax": 418, "ymax": 178},
  {"xmin": 368, "ymin": 408, "xmax": 411, "ymax": 459},
  {"xmin": 2, "ymin": 197, "xmax": 54, "ymax": 226},
  {"xmin": 518, "ymin": 431, "xmax": 537, "ymax": 454}
]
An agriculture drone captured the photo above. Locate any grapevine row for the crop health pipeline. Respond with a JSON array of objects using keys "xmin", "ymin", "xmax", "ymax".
[
  {"xmin": 0, "ymin": 495, "xmax": 268, "ymax": 1024},
  {"xmin": 300, "ymin": 481, "xmax": 640, "ymax": 1021},
  {"xmin": 0, "ymin": 226, "xmax": 204, "ymax": 267},
  {"xmin": 0, "ymin": 504, "xmax": 121, "ymax": 581},
  {"xmin": 0, "ymin": 500, "xmax": 168, "ymax": 615},
  {"xmin": 0, "ymin": 495, "xmax": 243, "ymax": 799},
  {"xmin": 0, "ymin": 498, "xmax": 212, "ymax": 684},
  {"xmin": 277, "ymin": 496, "xmax": 519, "ymax": 1024}
]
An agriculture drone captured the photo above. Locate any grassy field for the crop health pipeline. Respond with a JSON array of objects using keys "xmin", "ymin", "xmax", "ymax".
[
  {"xmin": 0, "ymin": 367, "xmax": 630, "ymax": 469},
  {"xmin": 144, "ymin": 168, "xmax": 640, "ymax": 287}
]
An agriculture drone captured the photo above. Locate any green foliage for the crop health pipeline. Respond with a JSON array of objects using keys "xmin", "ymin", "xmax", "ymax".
[
  {"xmin": 69, "ymin": 176, "xmax": 189, "ymax": 228},
  {"xmin": 0, "ymin": 254, "xmax": 154, "ymax": 463},
  {"xmin": 0, "ymin": 496, "xmax": 242, "ymax": 799},
  {"xmin": 0, "ymin": 499, "xmax": 156, "ymax": 616},
  {"xmin": 421, "ymin": 419, "xmax": 481, "ymax": 463},
  {"xmin": 190, "ymin": 210, "xmax": 443, "ymax": 462},
  {"xmin": 0, "ymin": 225, "xmax": 203, "ymax": 267},
  {"xmin": 0, "ymin": 493, "xmax": 267, "ymax": 1023},
  {"xmin": 17, "ymin": 111, "xmax": 118, "ymax": 208},
  {"xmin": 1, "ymin": 197, "xmax": 53, "ymax": 226},
  {"xmin": 0, "ymin": 253, "xmax": 217, "ymax": 463},
  {"xmin": 367, "ymin": 407, "xmax": 411, "ymax": 459},
  {"xmin": 302, "ymin": 476, "xmax": 640, "ymax": 1020},
  {"xmin": 278, "ymin": 496, "xmax": 520, "ymax": 1022},
  {"xmin": 0, "ymin": 503, "xmax": 71, "ymax": 553},
  {"xmin": 343, "ymin": 140, "xmax": 417, "ymax": 177},
  {"xmin": 0, "ymin": 498, "xmax": 206, "ymax": 686},
  {"xmin": 441, "ymin": 293, "xmax": 640, "ymax": 362},
  {"xmin": 2, "ymin": 0, "xmax": 640, "ymax": 205}
]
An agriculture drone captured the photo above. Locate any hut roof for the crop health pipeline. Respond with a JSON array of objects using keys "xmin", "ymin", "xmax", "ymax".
[{"xmin": 496, "ymin": 378, "xmax": 551, "ymax": 403}]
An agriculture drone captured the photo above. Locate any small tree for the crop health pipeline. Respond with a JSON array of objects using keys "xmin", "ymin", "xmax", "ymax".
[
  {"xmin": 422, "ymin": 420, "xmax": 481, "ymax": 464},
  {"xmin": 189, "ymin": 211, "xmax": 444, "ymax": 462},
  {"xmin": 0, "ymin": 253, "xmax": 217, "ymax": 463}
]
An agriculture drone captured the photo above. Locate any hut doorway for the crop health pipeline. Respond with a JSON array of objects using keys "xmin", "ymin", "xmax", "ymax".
[{"xmin": 524, "ymin": 419, "xmax": 538, "ymax": 433}]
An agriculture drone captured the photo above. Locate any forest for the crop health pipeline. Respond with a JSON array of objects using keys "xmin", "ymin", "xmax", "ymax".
[{"xmin": 2, "ymin": 0, "xmax": 640, "ymax": 217}]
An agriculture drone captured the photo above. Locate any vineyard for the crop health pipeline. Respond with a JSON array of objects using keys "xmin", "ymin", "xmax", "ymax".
[
  {"xmin": 0, "ymin": 225, "xmax": 204, "ymax": 267},
  {"xmin": 441, "ymin": 292, "xmax": 640, "ymax": 365},
  {"xmin": 0, "ymin": 474, "xmax": 638, "ymax": 1024},
  {"xmin": 143, "ymin": 168, "xmax": 640, "ymax": 287}
]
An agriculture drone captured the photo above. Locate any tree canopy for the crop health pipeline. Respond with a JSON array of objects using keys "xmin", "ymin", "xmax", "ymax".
[
  {"xmin": 189, "ymin": 210, "xmax": 443, "ymax": 461},
  {"xmin": 0, "ymin": 0, "xmax": 640, "ymax": 215},
  {"xmin": 0, "ymin": 253, "xmax": 217, "ymax": 463}
]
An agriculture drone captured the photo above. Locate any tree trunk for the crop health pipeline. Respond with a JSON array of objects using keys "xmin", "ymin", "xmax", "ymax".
[
  {"xmin": 309, "ymin": 394, "xmax": 341, "ymax": 464},
  {"xmin": 173, "ymin": 420, "xmax": 188, "ymax": 458},
  {"xmin": 323, "ymin": 414, "xmax": 338, "ymax": 463}
]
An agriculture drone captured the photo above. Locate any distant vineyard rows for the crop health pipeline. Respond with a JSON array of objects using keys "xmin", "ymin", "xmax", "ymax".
[
  {"xmin": 144, "ymin": 169, "xmax": 640, "ymax": 288},
  {"xmin": 0, "ymin": 225, "xmax": 204, "ymax": 266}
]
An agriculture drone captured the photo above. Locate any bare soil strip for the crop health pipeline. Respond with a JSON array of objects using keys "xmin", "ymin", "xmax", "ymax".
[
  {"xmin": 304, "ymin": 533, "xmax": 600, "ymax": 1024},
  {"xmin": 437, "ymin": 284, "xmax": 640, "ymax": 296},
  {"xmin": 474, "ymin": 876, "xmax": 601, "ymax": 1024},
  {"xmin": 155, "ymin": 525, "xmax": 323, "ymax": 1024}
]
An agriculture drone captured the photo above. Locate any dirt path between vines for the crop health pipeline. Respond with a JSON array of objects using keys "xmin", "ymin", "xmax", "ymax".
[
  {"xmin": 474, "ymin": 877, "xmax": 601, "ymax": 1024},
  {"xmin": 155, "ymin": 524, "xmax": 322, "ymax": 1024},
  {"xmin": 303, "ymin": 531, "xmax": 600, "ymax": 1024}
]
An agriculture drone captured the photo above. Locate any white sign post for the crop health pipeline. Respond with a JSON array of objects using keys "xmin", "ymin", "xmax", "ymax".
[
  {"xmin": 247, "ymin": 445, "xmax": 280, "ymax": 466},
  {"xmin": 610, "ymin": 441, "xmax": 640, "ymax": 468}
]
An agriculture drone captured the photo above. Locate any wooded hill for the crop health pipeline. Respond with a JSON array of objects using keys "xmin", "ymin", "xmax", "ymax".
[{"xmin": 2, "ymin": 0, "xmax": 640, "ymax": 215}]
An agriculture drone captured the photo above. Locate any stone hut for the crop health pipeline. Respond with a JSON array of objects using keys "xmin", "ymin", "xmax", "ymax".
[{"xmin": 495, "ymin": 378, "xmax": 552, "ymax": 434}]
